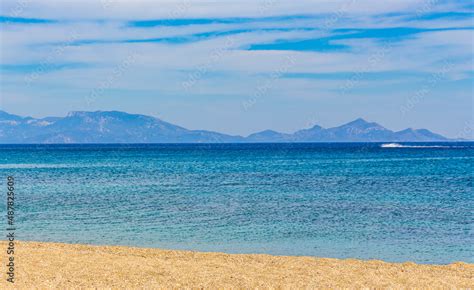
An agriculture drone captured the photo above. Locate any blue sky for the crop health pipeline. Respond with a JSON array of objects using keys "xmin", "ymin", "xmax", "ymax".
[{"xmin": 0, "ymin": 0, "xmax": 472, "ymax": 138}]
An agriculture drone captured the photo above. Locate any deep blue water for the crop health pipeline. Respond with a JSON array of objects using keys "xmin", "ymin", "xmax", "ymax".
[{"xmin": 0, "ymin": 142, "xmax": 472, "ymax": 264}]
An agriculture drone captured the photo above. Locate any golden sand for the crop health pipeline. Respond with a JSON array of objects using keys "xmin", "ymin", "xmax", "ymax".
[{"xmin": 0, "ymin": 241, "xmax": 472, "ymax": 289}]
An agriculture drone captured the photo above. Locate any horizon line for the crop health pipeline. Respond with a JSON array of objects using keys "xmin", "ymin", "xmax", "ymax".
[{"xmin": 0, "ymin": 141, "xmax": 472, "ymax": 145}]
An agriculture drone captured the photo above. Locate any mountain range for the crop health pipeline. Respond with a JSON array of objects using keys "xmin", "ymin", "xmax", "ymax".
[{"xmin": 0, "ymin": 110, "xmax": 451, "ymax": 143}]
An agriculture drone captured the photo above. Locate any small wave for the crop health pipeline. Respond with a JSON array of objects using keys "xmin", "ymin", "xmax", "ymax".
[
  {"xmin": 0, "ymin": 163, "xmax": 122, "ymax": 169},
  {"xmin": 381, "ymin": 143, "xmax": 404, "ymax": 148},
  {"xmin": 380, "ymin": 143, "xmax": 464, "ymax": 149}
]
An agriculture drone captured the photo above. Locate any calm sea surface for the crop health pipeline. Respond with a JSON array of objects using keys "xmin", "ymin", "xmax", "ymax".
[{"xmin": 0, "ymin": 143, "xmax": 472, "ymax": 264}]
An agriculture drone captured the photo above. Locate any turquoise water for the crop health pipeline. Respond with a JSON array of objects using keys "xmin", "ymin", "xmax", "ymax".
[{"xmin": 0, "ymin": 143, "xmax": 472, "ymax": 264}]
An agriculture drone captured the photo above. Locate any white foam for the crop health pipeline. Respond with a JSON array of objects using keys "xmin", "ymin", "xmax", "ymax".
[
  {"xmin": 380, "ymin": 143, "xmax": 464, "ymax": 149},
  {"xmin": 0, "ymin": 163, "xmax": 121, "ymax": 169},
  {"xmin": 381, "ymin": 143, "xmax": 404, "ymax": 148}
]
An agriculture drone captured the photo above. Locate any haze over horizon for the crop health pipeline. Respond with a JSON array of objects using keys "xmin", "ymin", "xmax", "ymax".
[
  {"xmin": 0, "ymin": 109, "xmax": 461, "ymax": 143},
  {"xmin": 1, "ymin": 0, "xmax": 473, "ymax": 139},
  {"xmin": 0, "ymin": 108, "xmax": 458, "ymax": 138}
]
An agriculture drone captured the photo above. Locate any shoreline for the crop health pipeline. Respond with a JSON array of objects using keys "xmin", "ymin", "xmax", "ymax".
[{"xmin": 1, "ymin": 241, "xmax": 472, "ymax": 288}]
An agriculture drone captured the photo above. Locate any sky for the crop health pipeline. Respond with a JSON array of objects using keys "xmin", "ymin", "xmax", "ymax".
[{"xmin": 0, "ymin": 0, "xmax": 473, "ymax": 138}]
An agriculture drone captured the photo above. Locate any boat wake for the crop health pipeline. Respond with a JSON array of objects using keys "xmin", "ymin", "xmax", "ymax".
[{"xmin": 380, "ymin": 143, "xmax": 463, "ymax": 148}]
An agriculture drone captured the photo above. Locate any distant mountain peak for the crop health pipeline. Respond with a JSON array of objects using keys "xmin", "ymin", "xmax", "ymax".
[
  {"xmin": 342, "ymin": 118, "xmax": 381, "ymax": 128},
  {"xmin": 308, "ymin": 124, "xmax": 323, "ymax": 130},
  {"xmin": 0, "ymin": 110, "xmax": 24, "ymax": 121},
  {"xmin": 0, "ymin": 110, "xmax": 452, "ymax": 143},
  {"xmin": 353, "ymin": 117, "xmax": 368, "ymax": 123},
  {"xmin": 257, "ymin": 129, "xmax": 281, "ymax": 134}
]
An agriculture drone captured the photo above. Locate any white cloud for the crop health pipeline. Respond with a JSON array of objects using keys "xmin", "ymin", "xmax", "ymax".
[{"xmin": 2, "ymin": 0, "xmax": 450, "ymax": 20}]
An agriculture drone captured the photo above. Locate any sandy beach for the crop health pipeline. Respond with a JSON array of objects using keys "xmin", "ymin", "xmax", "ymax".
[{"xmin": 0, "ymin": 241, "xmax": 472, "ymax": 289}]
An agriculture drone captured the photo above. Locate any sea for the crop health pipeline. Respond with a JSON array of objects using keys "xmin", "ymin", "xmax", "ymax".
[{"xmin": 0, "ymin": 142, "xmax": 472, "ymax": 264}]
